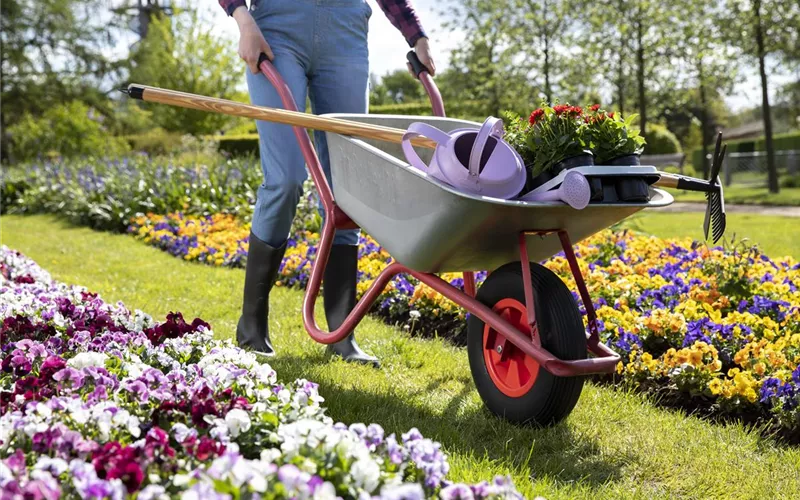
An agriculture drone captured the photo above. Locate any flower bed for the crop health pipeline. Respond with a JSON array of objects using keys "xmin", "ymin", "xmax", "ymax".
[
  {"xmin": 0, "ymin": 245, "xmax": 524, "ymax": 498},
  {"xmin": 127, "ymin": 213, "xmax": 800, "ymax": 438}
]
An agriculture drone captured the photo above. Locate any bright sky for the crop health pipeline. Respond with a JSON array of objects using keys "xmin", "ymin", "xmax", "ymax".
[{"xmin": 145, "ymin": 0, "xmax": 790, "ymax": 113}]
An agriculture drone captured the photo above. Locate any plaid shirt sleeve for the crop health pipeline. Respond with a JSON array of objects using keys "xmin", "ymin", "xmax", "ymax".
[
  {"xmin": 375, "ymin": 0, "xmax": 427, "ymax": 47},
  {"xmin": 219, "ymin": 0, "xmax": 247, "ymax": 16}
]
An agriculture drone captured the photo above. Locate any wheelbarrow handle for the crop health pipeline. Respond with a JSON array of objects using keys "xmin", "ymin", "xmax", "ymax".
[{"xmin": 407, "ymin": 51, "xmax": 445, "ymax": 117}]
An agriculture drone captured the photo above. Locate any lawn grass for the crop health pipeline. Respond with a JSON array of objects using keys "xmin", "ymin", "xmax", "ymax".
[
  {"xmin": 668, "ymin": 185, "xmax": 800, "ymax": 206},
  {"xmin": 617, "ymin": 211, "xmax": 800, "ymax": 260},
  {"xmin": 3, "ymin": 214, "xmax": 800, "ymax": 499}
]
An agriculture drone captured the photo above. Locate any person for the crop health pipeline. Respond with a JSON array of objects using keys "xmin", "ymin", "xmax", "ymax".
[{"xmin": 219, "ymin": 0, "xmax": 435, "ymax": 368}]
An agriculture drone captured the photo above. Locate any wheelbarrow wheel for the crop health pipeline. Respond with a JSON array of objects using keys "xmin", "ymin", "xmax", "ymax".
[{"xmin": 467, "ymin": 261, "xmax": 586, "ymax": 426}]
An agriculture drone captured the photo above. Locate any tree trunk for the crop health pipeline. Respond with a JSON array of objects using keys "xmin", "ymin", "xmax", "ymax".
[
  {"xmin": 754, "ymin": 0, "xmax": 779, "ymax": 193},
  {"xmin": 543, "ymin": 34, "xmax": 551, "ymax": 102},
  {"xmin": 617, "ymin": 43, "xmax": 625, "ymax": 114},
  {"xmin": 698, "ymin": 60, "xmax": 710, "ymax": 179},
  {"xmin": 542, "ymin": 0, "xmax": 552, "ymax": 102},
  {"xmin": 636, "ymin": 15, "xmax": 647, "ymax": 137}
]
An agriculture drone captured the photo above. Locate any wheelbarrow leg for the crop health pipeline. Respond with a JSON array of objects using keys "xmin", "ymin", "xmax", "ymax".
[{"xmin": 323, "ymin": 244, "xmax": 380, "ymax": 368}]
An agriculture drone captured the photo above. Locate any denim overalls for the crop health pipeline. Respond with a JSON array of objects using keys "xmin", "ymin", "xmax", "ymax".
[{"xmin": 245, "ymin": 0, "xmax": 372, "ymax": 247}]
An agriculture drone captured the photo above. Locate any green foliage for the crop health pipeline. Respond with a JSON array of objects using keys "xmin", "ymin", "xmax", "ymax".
[
  {"xmin": 126, "ymin": 128, "xmax": 185, "ymax": 156},
  {"xmin": 1, "ymin": 156, "xmax": 261, "ymax": 231},
  {"xmin": 369, "ymin": 100, "xmax": 486, "ymax": 121},
  {"xmin": 127, "ymin": 9, "xmax": 242, "ymax": 135},
  {"xmin": 584, "ymin": 107, "xmax": 646, "ymax": 163},
  {"xmin": 780, "ymin": 173, "xmax": 800, "ymax": 188},
  {"xmin": 0, "ymin": 0, "xmax": 125, "ymax": 160},
  {"xmin": 642, "ymin": 124, "xmax": 682, "ymax": 155},
  {"xmin": 377, "ymin": 69, "xmax": 426, "ymax": 103},
  {"xmin": 500, "ymin": 111, "xmax": 536, "ymax": 166},
  {"xmin": 7, "ymin": 101, "xmax": 130, "ymax": 161}
]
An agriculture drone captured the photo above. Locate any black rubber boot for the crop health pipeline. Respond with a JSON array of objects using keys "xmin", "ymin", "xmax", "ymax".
[
  {"xmin": 236, "ymin": 232, "xmax": 287, "ymax": 356},
  {"xmin": 323, "ymin": 244, "xmax": 380, "ymax": 368}
]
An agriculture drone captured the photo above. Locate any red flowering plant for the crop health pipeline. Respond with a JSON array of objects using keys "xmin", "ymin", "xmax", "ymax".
[
  {"xmin": 583, "ymin": 104, "xmax": 646, "ymax": 164},
  {"xmin": 502, "ymin": 100, "xmax": 591, "ymax": 179}
]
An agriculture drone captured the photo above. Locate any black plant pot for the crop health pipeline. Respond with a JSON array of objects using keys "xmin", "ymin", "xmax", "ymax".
[
  {"xmin": 605, "ymin": 153, "xmax": 641, "ymax": 166},
  {"xmin": 552, "ymin": 152, "xmax": 595, "ymax": 171},
  {"xmin": 606, "ymin": 153, "xmax": 650, "ymax": 202}
]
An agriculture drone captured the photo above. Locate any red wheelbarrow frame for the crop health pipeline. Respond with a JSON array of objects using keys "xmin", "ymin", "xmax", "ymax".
[{"xmin": 257, "ymin": 58, "xmax": 620, "ymax": 378}]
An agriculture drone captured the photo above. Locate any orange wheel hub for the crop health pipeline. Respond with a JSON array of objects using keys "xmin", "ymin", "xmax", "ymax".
[{"xmin": 482, "ymin": 298, "xmax": 540, "ymax": 397}]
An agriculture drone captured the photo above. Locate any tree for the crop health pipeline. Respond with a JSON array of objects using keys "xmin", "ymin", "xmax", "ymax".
[
  {"xmin": 0, "ymin": 0, "xmax": 124, "ymax": 161},
  {"xmin": 672, "ymin": 0, "xmax": 739, "ymax": 177},
  {"xmin": 579, "ymin": 0, "xmax": 679, "ymax": 136},
  {"xmin": 725, "ymin": 0, "xmax": 800, "ymax": 193},
  {"xmin": 126, "ymin": 9, "xmax": 242, "ymax": 135},
  {"xmin": 511, "ymin": 0, "xmax": 577, "ymax": 103},
  {"xmin": 437, "ymin": 0, "xmax": 534, "ymax": 118},
  {"xmin": 378, "ymin": 69, "xmax": 426, "ymax": 103}
]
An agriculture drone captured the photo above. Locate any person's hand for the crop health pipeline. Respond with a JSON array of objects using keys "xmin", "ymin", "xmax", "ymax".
[
  {"xmin": 232, "ymin": 5, "xmax": 274, "ymax": 73},
  {"xmin": 407, "ymin": 37, "xmax": 436, "ymax": 77}
]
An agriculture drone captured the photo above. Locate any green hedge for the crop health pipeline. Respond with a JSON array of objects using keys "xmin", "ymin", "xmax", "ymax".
[
  {"xmin": 369, "ymin": 100, "xmax": 486, "ymax": 121},
  {"xmin": 643, "ymin": 124, "xmax": 682, "ymax": 155},
  {"xmin": 205, "ymin": 101, "xmax": 488, "ymax": 157},
  {"xmin": 216, "ymin": 134, "xmax": 260, "ymax": 157},
  {"xmin": 691, "ymin": 130, "xmax": 800, "ymax": 171}
]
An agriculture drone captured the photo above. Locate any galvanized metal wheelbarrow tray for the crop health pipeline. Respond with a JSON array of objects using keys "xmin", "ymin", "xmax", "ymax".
[{"xmin": 323, "ymin": 112, "xmax": 674, "ymax": 274}]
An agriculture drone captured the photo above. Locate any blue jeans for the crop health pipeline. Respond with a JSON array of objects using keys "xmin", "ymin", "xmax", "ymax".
[{"xmin": 245, "ymin": 0, "xmax": 371, "ymax": 247}]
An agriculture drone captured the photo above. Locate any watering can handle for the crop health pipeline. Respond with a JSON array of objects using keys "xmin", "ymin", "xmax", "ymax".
[
  {"xmin": 401, "ymin": 122, "xmax": 453, "ymax": 172},
  {"xmin": 468, "ymin": 117, "xmax": 504, "ymax": 178}
]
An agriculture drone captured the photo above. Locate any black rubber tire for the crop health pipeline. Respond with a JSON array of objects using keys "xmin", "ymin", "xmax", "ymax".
[{"xmin": 467, "ymin": 261, "xmax": 587, "ymax": 426}]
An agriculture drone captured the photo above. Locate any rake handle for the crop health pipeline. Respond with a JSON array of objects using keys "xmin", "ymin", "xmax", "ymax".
[
  {"xmin": 126, "ymin": 84, "xmax": 439, "ymax": 150},
  {"xmin": 652, "ymin": 173, "xmax": 718, "ymax": 192},
  {"xmin": 126, "ymin": 83, "xmax": 722, "ymax": 195}
]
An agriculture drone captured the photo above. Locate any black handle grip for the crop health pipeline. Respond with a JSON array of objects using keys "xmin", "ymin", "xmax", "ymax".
[
  {"xmin": 675, "ymin": 175, "xmax": 718, "ymax": 193},
  {"xmin": 407, "ymin": 50, "xmax": 429, "ymax": 77},
  {"xmin": 258, "ymin": 52, "xmax": 270, "ymax": 67}
]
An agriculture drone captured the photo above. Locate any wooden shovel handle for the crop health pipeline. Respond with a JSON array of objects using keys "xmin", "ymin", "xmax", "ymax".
[{"xmin": 127, "ymin": 84, "xmax": 438, "ymax": 150}]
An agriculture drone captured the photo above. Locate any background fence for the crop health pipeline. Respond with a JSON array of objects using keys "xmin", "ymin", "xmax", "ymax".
[{"xmin": 701, "ymin": 150, "xmax": 800, "ymax": 186}]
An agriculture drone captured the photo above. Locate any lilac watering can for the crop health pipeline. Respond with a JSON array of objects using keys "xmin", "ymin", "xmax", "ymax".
[{"xmin": 401, "ymin": 117, "xmax": 527, "ymax": 199}]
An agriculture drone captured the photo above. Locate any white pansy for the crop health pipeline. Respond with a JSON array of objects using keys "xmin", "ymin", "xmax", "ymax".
[
  {"xmin": 260, "ymin": 448, "xmax": 282, "ymax": 464},
  {"xmin": 313, "ymin": 482, "xmax": 338, "ymax": 500},
  {"xmin": 34, "ymin": 456, "xmax": 68, "ymax": 472},
  {"xmin": 35, "ymin": 402, "xmax": 52, "ymax": 419},
  {"xmin": 224, "ymin": 409, "xmax": 251, "ymax": 438},
  {"xmin": 171, "ymin": 423, "xmax": 197, "ymax": 444},
  {"xmin": 254, "ymin": 363, "xmax": 277, "ymax": 384},
  {"xmin": 68, "ymin": 352, "xmax": 108, "ymax": 369},
  {"xmin": 0, "ymin": 461, "xmax": 12, "ymax": 481},
  {"xmin": 350, "ymin": 457, "xmax": 381, "ymax": 493},
  {"xmin": 137, "ymin": 484, "xmax": 168, "ymax": 500},
  {"xmin": 276, "ymin": 387, "xmax": 291, "ymax": 404}
]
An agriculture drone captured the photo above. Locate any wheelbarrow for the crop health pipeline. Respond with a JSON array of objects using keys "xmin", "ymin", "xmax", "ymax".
[{"xmin": 122, "ymin": 52, "xmax": 727, "ymax": 426}]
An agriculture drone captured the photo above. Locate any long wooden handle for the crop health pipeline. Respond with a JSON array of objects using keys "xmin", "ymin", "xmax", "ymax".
[{"xmin": 127, "ymin": 83, "xmax": 438, "ymax": 149}]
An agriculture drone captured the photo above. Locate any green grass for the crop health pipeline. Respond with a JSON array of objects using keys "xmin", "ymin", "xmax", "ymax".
[
  {"xmin": 3, "ymin": 214, "xmax": 800, "ymax": 499},
  {"xmin": 668, "ymin": 186, "xmax": 800, "ymax": 206},
  {"xmin": 618, "ymin": 211, "xmax": 800, "ymax": 260}
]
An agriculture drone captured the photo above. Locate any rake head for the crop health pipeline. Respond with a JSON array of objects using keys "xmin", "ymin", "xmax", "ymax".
[{"xmin": 703, "ymin": 133, "xmax": 727, "ymax": 244}]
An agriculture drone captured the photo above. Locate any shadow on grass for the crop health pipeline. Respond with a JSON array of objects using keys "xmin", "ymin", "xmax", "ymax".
[{"xmin": 269, "ymin": 352, "xmax": 630, "ymax": 489}]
